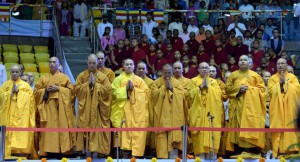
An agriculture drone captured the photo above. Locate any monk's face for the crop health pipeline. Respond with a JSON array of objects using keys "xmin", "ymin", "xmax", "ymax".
[
  {"xmin": 21, "ymin": 75, "xmax": 30, "ymax": 84},
  {"xmin": 238, "ymin": 56, "xmax": 249, "ymax": 70},
  {"xmin": 27, "ymin": 72, "xmax": 35, "ymax": 85},
  {"xmin": 49, "ymin": 58, "xmax": 60, "ymax": 73},
  {"xmin": 163, "ymin": 66, "xmax": 173, "ymax": 79},
  {"xmin": 87, "ymin": 57, "xmax": 98, "ymax": 72},
  {"xmin": 10, "ymin": 66, "xmax": 21, "ymax": 81},
  {"xmin": 123, "ymin": 60, "xmax": 134, "ymax": 74},
  {"xmin": 209, "ymin": 66, "xmax": 217, "ymax": 78},
  {"xmin": 262, "ymin": 72, "xmax": 271, "ymax": 84},
  {"xmin": 287, "ymin": 67, "xmax": 294, "ymax": 74},
  {"xmin": 136, "ymin": 63, "xmax": 147, "ymax": 77},
  {"xmin": 277, "ymin": 59, "xmax": 287, "ymax": 73},
  {"xmin": 173, "ymin": 63, "xmax": 183, "ymax": 78},
  {"xmin": 97, "ymin": 54, "xmax": 105, "ymax": 68},
  {"xmin": 198, "ymin": 63, "xmax": 209, "ymax": 77}
]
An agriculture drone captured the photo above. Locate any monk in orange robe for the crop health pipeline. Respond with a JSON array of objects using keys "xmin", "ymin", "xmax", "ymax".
[
  {"xmin": 268, "ymin": 58, "xmax": 300, "ymax": 158},
  {"xmin": 173, "ymin": 61, "xmax": 191, "ymax": 92},
  {"xmin": 34, "ymin": 57, "xmax": 75, "ymax": 157},
  {"xmin": 0, "ymin": 65, "xmax": 36, "ymax": 158},
  {"xmin": 96, "ymin": 52, "xmax": 115, "ymax": 83},
  {"xmin": 74, "ymin": 54, "xmax": 112, "ymax": 157},
  {"xmin": 225, "ymin": 55, "xmax": 266, "ymax": 159}
]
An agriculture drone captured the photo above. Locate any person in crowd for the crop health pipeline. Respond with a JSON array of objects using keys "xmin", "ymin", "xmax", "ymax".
[
  {"xmin": 131, "ymin": 38, "xmax": 146, "ymax": 65},
  {"xmin": 228, "ymin": 57, "xmax": 239, "ymax": 72},
  {"xmin": 243, "ymin": 30, "xmax": 253, "ymax": 52},
  {"xmin": 101, "ymin": 27, "xmax": 116, "ymax": 52},
  {"xmin": 255, "ymin": 29, "xmax": 268, "ymax": 52},
  {"xmin": 111, "ymin": 58, "xmax": 149, "ymax": 158},
  {"xmin": 58, "ymin": 1, "xmax": 71, "ymax": 36},
  {"xmin": 169, "ymin": 12, "xmax": 183, "ymax": 34},
  {"xmin": 202, "ymin": 30, "xmax": 215, "ymax": 55},
  {"xmin": 268, "ymin": 58, "xmax": 300, "ymax": 158},
  {"xmin": 280, "ymin": 50, "xmax": 295, "ymax": 67},
  {"xmin": 179, "ymin": 23, "xmax": 190, "ymax": 43},
  {"xmin": 146, "ymin": 44, "xmax": 157, "ymax": 73},
  {"xmin": 182, "ymin": 55, "xmax": 198, "ymax": 79},
  {"xmin": 26, "ymin": 72, "xmax": 35, "ymax": 90},
  {"xmin": 185, "ymin": 32, "xmax": 199, "ymax": 54},
  {"xmin": 255, "ymin": 0, "xmax": 269, "ymax": 26},
  {"xmin": 74, "ymin": 54, "xmax": 112, "ymax": 158},
  {"xmin": 150, "ymin": 64, "xmax": 186, "ymax": 159},
  {"xmin": 195, "ymin": 27, "xmax": 206, "ymax": 43},
  {"xmin": 258, "ymin": 24, "xmax": 271, "ymax": 41},
  {"xmin": 0, "ymin": 64, "xmax": 7, "ymax": 86},
  {"xmin": 187, "ymin": 62, "xmax": 223, "ymax": 159},
  {"xmin": 142, "ymin": 12, "xmax": 158, "ymax": 39},
  {"xmin": 268, "ymin": 28, "xmax": 284, "ymax": 56},
  {"xmin": 202, "ymin": 18, "xmax": 213, "ymax": 33},
  {"xmin": 171, "ymin": 29, "xmax": 184, "ymax": 52},
  {"xmin": 114, "ymin": 20, "xmax": 126, "ymax": 42},
  {"xmin": 225, "ymin": 55, "xmax": 266, "ymax": 159},
  {"xmin": 188, "ymin": 17, "xmax": 199, "ymax": 35},
  {"xmin": 73, "ymin": 0, "xmax": 87, "ymax": 37},
  {"xmin": 181, "ymin": 43, "xmax": 193, "ymax": 58},
  {"xmin": 213, "ymin": 39, "xmax": 228, "ymax": 65},
  {"xmin": 269, "ymin": 0, "xmax": 281, "ymax": 24},
  {"xmin": 111, "ymin": 39, "xmax": 128, "ymax": 71},
  {"xmin": 250, "ymin": 40, "xmax": 264, "ymax": 65},
  {"xmin": 21, "ymin": 74, "xmax": 30, "ymax": 84},
  {"xmin": 139, "ymin": 34, "xmax": 150, "ymax": 54},
  {"xmin": 158, "ymin": 22, "xmax": 167, "ymax": 40},
  {"xmin": 282, "ymin": 0, "xmax": 294, "ymax": 40},
  {"xmin": 261, "ymin": 56, "xmax": 276, "ymax": 75},
  {"xmin": 0, "ymin": 65, "xmax": 36, "ymax": 158},
  {"xmin": 234, "ymin": 36, "xmax": 249, "ymax": 61},
  {"xmin": 173, "ymin": 61, "xmax": 191, "ymax": 91},
  {"xmin": 287, "ymin": 65, "xmax": 294, "ymax": 74},
  {"xmin": 213, "ymin": 25, "xmax": 221, "ymax": 40},
  {"xmin": 97, "ymin": 14, "xmax": 113, "ymax": 39},
  {"xmin": 149, "ymin": 27, "xmax": 160, "ymax": 44},
  {"xmin": 156, "ymin": 34, "xmax": 166, "ymax": 53},
  {"xmin": 127, "ymin": 14, "xmax": 142, "ymax": 39},
  {"xmin": 227, "ymin": 15, "xmax": 246, "ymax": 38},
  {"xmin": 155, "ymin": 49, "xmax": 169, "ymax": 72},
  {"xmin": 264, "ymin": 18, "xmax": 276, "ymax": 39},
  {"xmin": 239, "ymin": 0, "xmax": 254, "ymax": 20},
  {"xmin": 96, "ymin": 52, "xmax": 115, "ymax": 83},
  {"xmin": 34, "ymin": 57, "xmax": 75, "ymax": 157}
]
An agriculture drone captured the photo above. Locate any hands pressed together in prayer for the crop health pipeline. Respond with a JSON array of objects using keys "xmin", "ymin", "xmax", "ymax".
[
  {"xmin": 127, "ymin": 80, "xmax": 134, "ymax": 91},
  {"xmin": 47, "ymin": 85, "xmax": 60, "ymax": 92},
  {"xmin": 199, "ymin": 75, "xmax": 209, "ymax": 90},
  {"xmin": 89, "ymin": 72, "xmax": 96, "ymax": 85},
  {"xmin": 165, "ymin": 77, "xmax": 173, "ymax": 91},
  {"xmin": 11, "ymin": 82, "xmax": 19, "ymax": 94}
]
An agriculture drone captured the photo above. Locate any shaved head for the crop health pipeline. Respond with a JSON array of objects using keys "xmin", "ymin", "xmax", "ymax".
[
  {"xmin": 87, "ymin": 54, "xmax": 98, "ymax": 72},
  {"xmin": 173, "ymin": 61, "xmax": 183, "ymax": 78},
  {"xmin": 27, "ymin": 72, "xmax": 35, "ymax": 85},
  {"xmin": 287, "ymin": 65, "xmax": 294, "ymax": 74},
  {"xmin": 21, "ymin": 74, "xmax": 30, "ymax": 84},
  {"xmin": 262, "ymin": 71, "xmax": 271, "ymax": 85},
  {"xmin": 123, "ymin": 59, "xmax": 135, "ymax": 74},
  {"xmin": 96, "ymin": 52, "xmax": 106, "ymax": 69},
  {"xmin": 49, "ymin": 57, "xmax": 60, "ymax": 74},
  {"xmin": 224, "ymin": 71, "xmax": 231, "ymax": 83},
  {"xmin": 239, "ymin": 55, "xmax": 250, "ymax": 71},
  {"xmin": 276, "ymin": 58, "xmax": 287, "ymax": 73},
  {"xmin": 136, "ymin": 62, "xmax": 147, "ymax": 78},
  {"xmin": 163, "ymin": 64, "xmax": 173, "ymax": 79},
  {"xmin": 198, "ymin": 62, "xmax": 209, "ymax": 77},
  {"xmin": 10, "ymin": 64, "xmax": 21, "ymax": 81},
  {"xmin": 209, "ymin": 66, "xmax": 217, "ymax": 78}
]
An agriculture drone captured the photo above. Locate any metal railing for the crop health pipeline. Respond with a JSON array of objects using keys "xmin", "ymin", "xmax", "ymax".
[
  {"xmin": 90, "ymin": 8, "xmax": 101, "ymax": 53},
  {"xmin": 0, "ymin": 126, "xmax": 6, "ymax": 162},
  {"xmin": 52, "ymin": 7, "xmax": 65, "ymax": 63}
]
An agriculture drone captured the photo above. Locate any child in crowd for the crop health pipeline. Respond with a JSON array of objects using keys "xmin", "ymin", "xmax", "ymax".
[
  {"xmin": 174, "ymin": 50, "xmax": 182, "ymax": 62},
  {"xmin": 196, "ymin": 44, "xmax": 210, "ymax": 63},
  {"xmin": 101, "ymin": 27, "xmax": 116, "ymax": 54},
  {"xmin": 186, "ymin": 32, "xmax": 200, "ymax": 55},
  {"xmin": 146, "ymin": 44, "xmax": 157, "ymax": 73},
  {"xmin": 155, "ymin": 49, "xmax": 169, "ymax": 71},
  {"xmin": 139, "ymin": 34, "xmax": 150, "ymax": 54},
  {"xmin": 280, "ymin": 50, "xmax": 295, "ymax": 67},
  {"xmin": 165, "ymin": 43, "xmax": 175, "ymax": 63},
  {"xmin": 250, "ymin": 40, "xmax": 264, "ymax": 65},
  {"xmin": 243, "ymin": 30, "xmax": 254, "ymax": 52},
  {"xmin": 228, "ymin": 57, "xmax": 239, "ymax": 72},
  {"xmin": 182, "ymin": 55, "xmax": 198, "ymax": 79},
  {"xmin": 182, "ymin": 44, "xmax": 193, "ymax": 59},
  {"xmin": 195, "ymin": 27, "xmax": 206, "ymax": 43},
  {"xmin": 213, "ymin": 39, "xmax": 228, "ymax": 65}
]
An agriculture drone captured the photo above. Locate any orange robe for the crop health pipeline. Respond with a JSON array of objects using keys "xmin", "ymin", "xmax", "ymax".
[
  {"xmin": 74, "ymin": 69, "xmax": 112, "ymax": 155},
  {"xmin": 34, "ymin": 71, "xmax": 75, "ymax": 155},
  {"xmin": 100, "ymin": 67, "xmax": 115, "ymax": 83},
  {"xmin": 268, "ymin": 72, "xmax": 300, "ymax": 157}
]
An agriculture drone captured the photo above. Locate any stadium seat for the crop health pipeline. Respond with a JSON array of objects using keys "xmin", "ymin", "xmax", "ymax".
[
  {"xmin": 23, "ymin": 63, "xmax": 38, "ymax": 72},
  {"xmin": 20, "ymin": 57, "xmax": 35, "ymax": 64},
  {"xmin": 4, "ymin": 56, "xmax": 19, "ymax": 63},
  {"xmin": 2, "ymin": 44, "xmax": 18, "ymax": 53},
  {"xmin": 35, "ymin": 54, "xmax": 49, "ymax": 64},
  {"xmin": 39, "ymin": 62, "xmax": 50, "ymax": 73},
  {"xmin": 4, "ymin": 63, "xmax": 17, "ymax": 70},
  {"xmin": 34, "ymin": 46, "xmax": 49, "ymax": 53},
  {"xmin": 19, "ymin": 45, "xmax": 33, "ymax": 53},
  {"xmin": 20, "ymin": 53, "xmax": 35, "ymax": 58},
  {"xmin": 3, "ymin": 52, "xmax": 18, "ymax": 57}
]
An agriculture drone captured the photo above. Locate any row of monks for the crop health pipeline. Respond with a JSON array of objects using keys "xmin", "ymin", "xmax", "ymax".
[{"xmin": 0, "ymin": 52, "xmax": 299, "ymax": 159}]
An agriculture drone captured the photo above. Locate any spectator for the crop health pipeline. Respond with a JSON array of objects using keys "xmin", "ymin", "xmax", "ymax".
[
  {"xmin": 155, "ymin": 49, "xmax": 169, "ymax": 71},
  {"xmin": 255, "ymin": 29, "xmax": 268, "ymax": 51},
  {"xmin": 146, "ymin": 44, "xmax": 157, "ymax": 71},
  {"xmin": 139, "ymin": 34, "xmax": 150, "ymax": 54},
  {"xmin": 131, "ymin": 26, "xmax": 142, "ymax": 42},
  {"xmin": 156, "ymin": 35, "xmax": 167, "ymax": 52},
  {"xmin": 73, "ymin": 0, "xmax": 87, "ymax": 37},
  {"xmin": 195, "ymin": 27, "xmax": 206, "ymax": 43},
  {"xmin": 258, "ymin": 24, "xmax": 270, "ymax": 40},
  {"xmin": 158, "ymin": 22, "xmax": 167, "ymax": 40},
  {"xmin": 196, "ymin": 44, "xmax": 210, "ymax": 63},
  {"xmin": 213, "ymin": 25, "xmax": 221, "ymax": 40},
  {"xmin": 110, "ymin": 40, "xmax": 128, "ymax": 70},
  {"xmin": 281, "ymin": 50, "xmax": 295, "ymax": 67},
  {"xmin": 146, "ymin": 0, "xmax": 155, "ymax": 9},
  {"xmin": 234, "ymin": 36, "xmax": 249, "ymax": 60},
  {"xmin": 243, "ymin": 30, "xmax": 254, "ymax": 51},
  {"xmin": 97, "ymin": 14, "xmax": 113, "ymax": 39},
  {"xmin": 131, "ymin": 38, "xmax": 146, "ymax": 65},
  {"xmin": 182, "ymin": 55, "xmax": 198, "ymax": 78},
  {"xmin": 170, "ymin": 0, "xmax": 184, "ymax": 9},
  {"xmin": 255, "ymin": 0, "xmax": 269, "ymax": 26},
  {"xmin": 186, "ymin": 32, "xmax": 200, "ymax": 54},
  {"xmin": 0, "ymin": 64, "xmax": 7, "ymax": 86},
  {"xmin": 281, "ymin": 0, "xmax": 294, "ymax": 40},
  {"xmin": 168, "ymin": 12, "xmax": 183, "ymax": 34},
  {"xmin": 202, "ymin": 30, "xmax": 215, "ymax": 55},
  {"xmin": 250, "ymin": 39, "xmax": 264, "ymax": 65},
  {"xmin": 229, "ymin": 29, "xmax": 238, "ymax": 46},
  {"xmin": 197, "ymin": 1, "xmax": 209, "ymax": 26},
  {"xmin": 239, "ymin": 0, "xmax": 254, "ymax": 20},
  {"xmin": 101, "ymin": 27, "xmax": 116, "ymax": 52},
  {"xmin": 202, "ymin": 18, "xmax": 214, "ymax": 33},
  {"xmin": 164, "ymin": 30, "xmax": 172, "ymax": 44},
  {"xmin": 227, "ymin": 15, "xmax": 246, "ymax": 38},
  {"xmin": 218, "ymin": 18, "xmax": 227, "ymax": 35},
  {"xmin": 228, "ymin": 56, "xmax": 239, "ymax": 72},
  {"xmin": 186, "ymin": 1, "xmax": 197, "ymax": 23},
  {"xmin": 179, "ymin": 23, "xmax": 190, "ymax": 43},
  {"xmin": 261, "ymin": 56, "xmax": 276, "ymax": 74},
  {"xmin": 222, "ymin": 34, "xmax": 236, "ymax": 55},
  {"xmin": 213, "ymin": 39, "xmax": 228, "ymax": 65},
  {"xmin": 223, "ymin": 0, "xmax": 237, "ymax": 10},
  {"xmin": 178, "ymin": 0, "xmax": 187, "ymax": 9},
  {"xmin": 264, "ymin": 18, "xmax": 276, "ymax": 38},
  {"xmin": 155, "ymin": 0, "xmax": 170, "ymax": 9},
  {"xmin": 58, "ymin": 1, "xmax": 71, "ymax": 36},
  {"xmin": 114, "ymin": 20, "xmax": 126, "ymax": 42},
  {"xmin": 142, "ymin": 12, "xmax": 158, "ymax": 39},
  {"xmin": 181, "ymin": 43, "xmax": 193, "ymax": 58},
  {"xmin": 127, "ymin": 14, "xmax": 142, "ymax": 39},
  {"xmin": 165, "ymin": 43, "xmax": 176, "ymax": 63},
  {"xmin": 269, "ymin": 0, "xmax": 282, "ymax": 23},
  {"xmin": 268, "ymin": 28, "xmax": 284, "ymax": 55},
  {"xmin": 247, "ymin": 19, "xmax": 257, "ymax": 34},
  {"xmin": 171, "ymin": 29, "xmax": 184, "ymax": 51},
  {"xmin": 188, "ymin": 17, "xmax": 199, "ymax": 35},
  {"xmin": 149, "ymin": 27, "xmax": 160, "ymax": 44}
]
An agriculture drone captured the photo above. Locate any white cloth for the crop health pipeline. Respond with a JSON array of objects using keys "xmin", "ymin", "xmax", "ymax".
[
  {"xmin": 0, "ymin": 64, "xmax": 7, "ymax": 86},
  {"xmin": 168, "ymin": 22, "xmax": 183, "ymax": 34},
  {"xmin": 142, "ymin": 20, "xmax": 158, "ymax": 38},
  {"xmin": 97, "ymin": 22, "xmax": 113, "ymax": 39},
  {"xmin": 74, "ymin": 3, "xmax": 87, "ymax": 21},
  {"xmin": 202, "ymin": 24, "xmax": 214, "ymax": 33},
  {"xmin": 187, "ymin": 25, "xmax": 199, "ymax": 35},
  {"xmin": 239, "ymin": 4, "xmax": 254, "ymax": 19},
  {"xmin": 73, "ymin": 20, "xmax": 87, "ymax": 37},
  {"xmin": 179, "ymin": 32, "xmax": 190, "ymax": 43},
  {"xmin": 227, "ymin": 22, "xmax": 246, "ymax": 38}
]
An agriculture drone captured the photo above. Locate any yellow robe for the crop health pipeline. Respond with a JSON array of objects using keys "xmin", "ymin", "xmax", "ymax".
[
  {"xmin": 150, "ymin": 77, "xmax": 186, "ymax": 158},
  {"xmin": 100, "ymin": 67, "xmax": 115, "ymax": 83},
  {"xmin": 225, "ymin": 70, "xmax": 266, "ymax": 151},
  {"xmin": 187, "ymin": 76, "xmax": 223, "ymax": 155},
  {"xmin": 0, "ymin": 78, "xmax": 36, "ymax": 158},
  {"xmin": 175, "ymin": 76, "xmax": 191, "ymax": 92},
  {"xmin": 111, "ymin": 72, "xmax": 149, "ymax": 156},
  {"xmin": 34, "ymin": 71, "xmax": 75, "ymax": 155},
  {"xmin": 74, "ymin": 69, "xmax": 112, "ymax": 155},
  {"xmin": 268, "ymin": 72, "xmax": 300, "ymax": 157}
]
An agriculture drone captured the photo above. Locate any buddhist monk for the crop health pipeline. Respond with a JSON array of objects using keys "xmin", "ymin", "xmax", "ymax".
[
  {"xmin": 34, "ymin": 57, "xmax": 75, "ymax": 157},
  {"xmin": 74, "ymin": 54, "xmax": 112, "ymax": 157},
  {"xmin": 136, "ymin": 62, "xmax": 154, "ymax": 87},
  {"xmin": 268, "ymin": 58, "xmax": 300, "ymax": 158},
  {"xmin": 110, "ymin": 58, "xmax": 149, "ymax": 157},
  {"xmin": 173, "ymin": 61, "xmax": 191, "ymax": 91},
  {"xmin": 187, "ymin": 62, "xmax": 223, "ymax": 159},
  {"xmin": 21, "ymin": 74, "xmax": 31, "ymax": 85},
  {"xmin": 58, "ymin": 65, "xmax": 64, "ymax": 73},
  {"xmin": 26, "ymin": 72, "xmax": 35, "ymax": 90},
  {"xmin": 0, "ymin": 65, "xmax": 36, "ymax": 158},
  {"xmin": 209, "ymin": 66, "xmax": 227, "ymax": 101},
  {"xmin": 225, "ymin": 55, "xmax": 266, "ymax": 159},
  {"xmin": 96, "ymin": 51, "xmax": 115, "ymax": 83},
  {"xmin": 150, "ymin": 64, "xmax": 186, "ymax": 159},
  {"xmin": 287, "ymin": 65, "xmax": 294, "ymax": 74}
]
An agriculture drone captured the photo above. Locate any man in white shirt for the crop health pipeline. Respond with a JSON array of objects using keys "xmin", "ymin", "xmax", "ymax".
[
  {"xmin": 239, "ymin": 0, "xmax": 254, "ymax": 20},
  {"xmin": 202, "ymin": 18, "xmax": 213, "ymax": 33},
  {"xmin": 0, "ymin": 64, "xmax": 7, "ymax": 86},
  {"xmin": 168, "ymin": 12, "xmax": 183, "ymax": 34},
  {"xmin": 142, "ymin": 12, "xmax": 158, "ymax": 39},
  {"xmin": 73, "ymin": 0, "xmax": 88, "ymax": 37},
  {"xmin": 227, "ymin": 15, "xmax": 246, "ymax": 38},
  {"xmin": 97, "ymin": 14, "xmax": 113, "ymax": 39},
  {"xmin": 187, "ymin": 17, "xmax": 199, "ymax": 35}
]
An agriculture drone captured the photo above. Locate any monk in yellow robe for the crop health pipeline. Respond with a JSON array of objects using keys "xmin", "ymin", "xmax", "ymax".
[
  {"xmin": 111, "ymin": 58, "xmax": 149, "ymax": 157},
  {"xmin": 96, "ymin": 52, "xmax": 115, "ymax": 83},
  {"xmin": 34, "ymin": 57, "xmax": 75, "ymax": 156},
  {"xmin": 150, "ymin": 64, "xmax": 186, "ymax": 159},
  {"xmin": 268, "ymin": 58, "xmax": 300, "ymax": 158},
  {"xmin": 135, "ymin": 62, "xmax": 155, "ymax": 151},
  {"xmin": 0, "ymin": 65, "xmax": 36, "ymax": 158},
  {"xmin": 173, "ymin": 61, "xmax": 191, "ymax": 91},
  {"xmin": 187, "ymin": 62, "xmax": 223, "ymax": 159},
  {"xmin": 74, "ymin": 54, "xmax": 112, "ymax": 157},
  {"xmin": 225, "ymin": 55, "xmax": 266, "ymax": 158}
]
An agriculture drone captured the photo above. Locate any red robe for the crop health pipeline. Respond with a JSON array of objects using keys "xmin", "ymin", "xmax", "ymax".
[
  {"xmin": 234, "ymin": 44, "xmax": 249, "ymax": 61},
  {"xmin": 139, "ymin": 43, "xmax": 150, "ymax": 54},
  {"xmin": 111, "ymin": 47, "xmax": 130, "ymax": 71},
  {"xmin": 171, "ymin": 37, "xmax": 184, "ymax": 52},
  {"xmin": 265, "ymin": 62, "xmax": 276, "ymax": 75},
  {"xmin": 202, "ymin": 38, "xmax": 215, "ymax": 56},
  {"xmin": 181, "ymin": 51, "xmax": 193, "ymax": 59},
  {"xmin": 156, "ymin": 43, "xmax": 167, "ymax": 53},
  {"xmin": 287, "ymin": 60, "xmax": 294, "ymax": 67},
  {"xmin": 229, "ymin": 64, "xmax": 239, "ymax": 72},
  {"xmin": 196, "ymin": 51, "xmax": 210, "ymax": 63},
  {"xmin": 223, "ymin": 42, "xmax": 236, "ymax": 56},
  {"xmin": 147, "ymin": 51, "xmax": 157, "ymax": 67},
  {"xmin": 186, "ymin": 39, "xmax": 200, "ymax": 55},
  {"xmin": 183, "ymin": 65, "xmax": 198, "ymax": 79},
  {"xmin": 213, "ymin": 47, "xmax": 228, "ymax": 65},
  {"xmin": 131, "ymin": 48, "xmax": 146, "ymax": 65},
  {"xmin": 155, "ymin": 58, "xmax": 169, "ymax": 71},
  {"xmin": 164, "ymin": 51, "xmax": 175, "ymax": 63},
  {"xmin": 250, "ymin": 49, "xmax": 264, "ymax": 66}
]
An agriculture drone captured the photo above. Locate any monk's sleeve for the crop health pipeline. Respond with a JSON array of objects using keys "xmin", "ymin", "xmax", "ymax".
[
  {"xmin": 111, "ymin": 77, "xmax": 127, "ymax": 128},
  {"xmin": 0, "ymin": 84, "xmax": 11, "ymax": 125},
  {"xmin": 267, "ymin": 77, "xmax": 277, "ymax": 98},
  {"xmin": 33, "ymin": 77, "xmax": 46, "ymax": 105},
  {"xmin": 111, "ymin": 77, "xmax": 128, "ymax": 101},
  {"xmin": 220, "ymin": 82, "xmax": 228, "ymax": 101},
  {"xmin": 29, "ymin": 93, "xmax": 36, "ymax": 128},
  {"xmin": 108, "ymin": 71, "xmax": 116, "ymax": 83},
  {"xmin": 150, "ymin": 81, "xmax": 167, "ymax": 102},
  {"xmin": 285, "ymin": 76, "xmax": 300, "ymax": 94},
  {"xmin": 225, "ymin": 73, "xmax": 240, "ymax": 98},
  {"xmin": 74, "ymin": 74, "xmax": 89, "ymax": 102},
  {"xmin": 187, "ymin": 80, "xmax": 199, "ymax": 102},
  {"xmin": 96, "ymin": 77, "xmax": 112, "ymax": 111}
]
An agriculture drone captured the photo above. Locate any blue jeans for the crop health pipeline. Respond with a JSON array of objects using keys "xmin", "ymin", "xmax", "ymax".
[{"xmin": 283, "ymin": 19, "xmax": 294, "ymax": 40}]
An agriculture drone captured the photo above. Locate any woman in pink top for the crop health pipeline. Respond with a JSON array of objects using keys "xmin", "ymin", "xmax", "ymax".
[
  {"xmin": 113, "ymin": 20, "xmax": 126, "ymax": 42},
  {"xmin": 101, "ymin": 27, "xmax": 116, "ymax": 51}
]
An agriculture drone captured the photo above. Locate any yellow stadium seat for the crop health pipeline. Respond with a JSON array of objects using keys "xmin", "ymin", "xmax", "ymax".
[
  {"xmin": 4, "ymin": 56, "xmax": 19, "ymax": 63},
  {"xmin": 34, "ymin": 46, "xmax": 49, "ymax": 53},
  {"xmin": 2, "ymin": 44, "xmax": 18, "ymax": 53},
  {"xmin": 35, "ymin": 53, "xmax": 50, "ymax": 56},
  {"xmin": 35, "ymin": 54, "xmax": 49, "ymax": 64},
  {"xmin": 5, "ymin": 63, "xmax": 18, "ymax": 70},
  {"xmin": 20, "ymin": 53, "xmax": 35, "ymax": 58},
  {"xmin": 3, "ymin": 52, "xmax": 18, "ymax": 57},
  {"xmin": 23, "ymin": 63, "xmax": 37, "ymax": 72},
  {"xmin": 20, "ymin": 57, "xmax": 35, "ymax": 64},
  {"xmin": 18, "ymin": 45, "xmax": 33, "ymax": 53},
  {"xmin": 39, "ymin": 62, "xmax": 50, "ymax": 73}
]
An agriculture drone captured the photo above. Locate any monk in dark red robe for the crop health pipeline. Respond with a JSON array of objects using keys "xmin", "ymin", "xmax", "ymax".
[
  {"xmin": 131, "ymin": 38, "xmax": 146, "ymax": 65},
  {"xmin": 182, "ymin": 55, "xmax": 198, "ymax": 79},
  {"xmin": 155, "ymin": 49, "xmax": 169, "ymax": 71},
  {"xmin": 164, "ymin": 43, "xmax": 175, "ymax": 63},
  {"xmin": 196, "ymin": 44, "xmax": 210, "ymax": 63},
  {"xmin": 228, "ymin": 57, "xmax": 239, "ymax": 72},
  {"xmin": 202, "ymin": 30, "xmax": 215, "ymax": 56},
  {"xmin": 213, "ymin": 39, "xmax": 228, "ymax": 65},
  {"xmin": 234, "ymin": 36, "xmax": 249, "ymax": 61},
  {"xmin": 250, "ymin": 40, "xmax": 264, "ymax": 66},
  {"xmin": 170, "ymin": 29, "xmax": 184, "ymax": 52},
  {"xmin": 186, "ymin": 32, "xmax": 200, "ymax": 54}
]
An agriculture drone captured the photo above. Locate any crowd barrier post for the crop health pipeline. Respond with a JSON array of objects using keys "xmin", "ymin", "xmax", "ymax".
[
  {"xmin": 0, "ymin": 126, "xmax": 6, "ymax": 162},
  {"xmin": 181, "ymin": 125, "xmax": 188, "ymax": 162}
]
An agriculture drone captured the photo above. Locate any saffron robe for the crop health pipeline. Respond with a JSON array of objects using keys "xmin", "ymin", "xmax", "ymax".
[
  {"xmin": 150, "ymin": 77, "xmax": 187, "ymax": 158},
  {"xmin": 100, "ymin": 67, "xmax": 115, "ymax": 83},
  {"xmin": 225, "ymin": 69, "xmax": 266, "ymax": 151},
  {"xmin": 111, "ymin": 72, "xmax": 149, "ymax": 156},
  {"xmin": 74, "ymin": 69, "xmax": 112, "ymax": 155},
  {"xmin": 34, "ymin": 71, "xmax": 75, "ymax": 155},
  {"xmin": 268, "ymin": 72, "xmax": 300, "ymax": 157},
  {"xmin": 0, "ymin": 78, "xmax": 36, "ymax": 157},
  {"xmin": 187, "ymin": 76, "xmax": 223, "ymax": 154}
]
